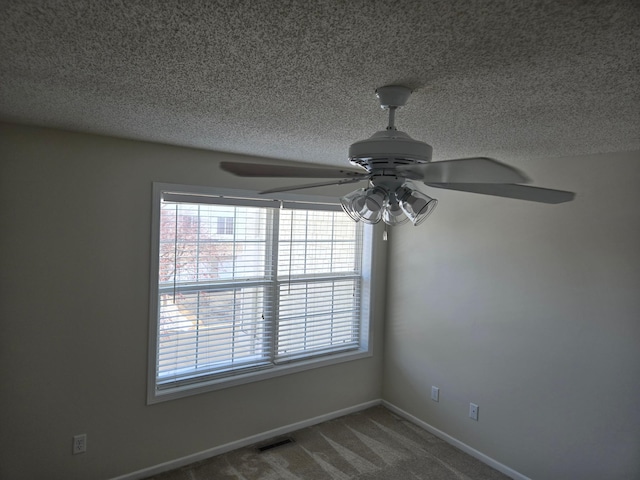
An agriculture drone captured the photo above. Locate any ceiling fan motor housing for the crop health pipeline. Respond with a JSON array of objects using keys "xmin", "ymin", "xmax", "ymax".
[{"xmin": 348, "ymin": 130, "xmax": 433, "ymax": 172}]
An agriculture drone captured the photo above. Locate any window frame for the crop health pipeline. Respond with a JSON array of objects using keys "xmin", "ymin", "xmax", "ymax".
[{"xmin": 147, "ymin": 182, "xmax": 375, "ymax": 404}]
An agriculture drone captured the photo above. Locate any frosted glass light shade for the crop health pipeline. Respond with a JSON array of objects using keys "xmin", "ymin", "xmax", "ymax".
[
  {"xmin": 354, "ymin": 186, "xmax": 386, "ymax": 224},
  {"xmin": 382, "ymin": 197, "xmax": 409, "ymax": 226},
  {"xmin": 340, "ymin": 188, "xmax": 366, "ymax": 222},
  {"xmin": 341, "ymin": 186, "xmax": 387, "ymax": 224},
  {"xmin": 396, "ymin": 185, "xmax": 438, "ymax": 226}
]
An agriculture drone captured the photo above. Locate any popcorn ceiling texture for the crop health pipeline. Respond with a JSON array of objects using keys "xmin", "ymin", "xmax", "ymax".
[{"xmin": 0, "ymin": 0, "xmax": 639, "ymax": 166}]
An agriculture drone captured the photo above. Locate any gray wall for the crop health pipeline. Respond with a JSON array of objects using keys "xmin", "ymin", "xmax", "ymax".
[
  {"xmin": 383, "ymin": 151, "xmax": 640, "ymax": 479},
  {"xmin": 0, "ymin": 123, "xmax": 386, "ymax": 479},
  {"xmin": 2, "ymin": 122, "xmax": 639, "ymax": 480}
]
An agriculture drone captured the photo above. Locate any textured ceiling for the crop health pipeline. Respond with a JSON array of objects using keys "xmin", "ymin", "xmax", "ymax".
[{"xmin": 1, "ymin": 0, "xmax": 639, "ymax": 167}]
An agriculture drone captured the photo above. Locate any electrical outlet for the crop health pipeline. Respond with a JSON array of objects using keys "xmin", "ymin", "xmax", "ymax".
[
  {"xmin": 72, "ymin": 434, "xmax": 87, "ymax": 454},
  {"xmin": 431, "ymin": 386, "xmax": 439, "ymax": 402},
  {"xmin": 469, "ymin": 403, "xmax": 479, "ymax": 421}
]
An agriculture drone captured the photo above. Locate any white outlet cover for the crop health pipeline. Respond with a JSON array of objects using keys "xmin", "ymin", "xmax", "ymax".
[
  {"xmin": 431, "ymin": 386, "xmax": 439, "ymax": 402},
  {"xmin": 469, "ymin": 403, "xmax": 479, "ymax": 421},
  {"xmin": 73, "ymin": 434, "xmax": 87, "ymax": 454}
]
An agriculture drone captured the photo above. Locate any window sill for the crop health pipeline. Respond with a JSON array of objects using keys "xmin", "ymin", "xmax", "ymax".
[{"xmin": 147, "ymin": 347, "xmax": 372, "ymax": 404}]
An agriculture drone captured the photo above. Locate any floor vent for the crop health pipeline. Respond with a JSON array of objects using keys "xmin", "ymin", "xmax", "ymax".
[{"xmin": 257, "ymin": 437, "xmax": 295, "ymax": 452}]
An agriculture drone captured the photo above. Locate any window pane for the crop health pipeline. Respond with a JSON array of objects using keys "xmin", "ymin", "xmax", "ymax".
[
  {"xmin": 159, "ymin": 202, "xmax": 269, "ymax": 284},
  {"xmin": 158, "ymin": 286, "xmax": 270, "ymax": 380},
  {"xmin": 278, "ymin": 209, "xmax": 360, "ymax": 277},
  {"xmin": 277, "ymin": 279, "xmax": 360, "ymax": 358},
  {"xmin": 157, "ymin": 200, "xmax": 273, "ymax": 384}
]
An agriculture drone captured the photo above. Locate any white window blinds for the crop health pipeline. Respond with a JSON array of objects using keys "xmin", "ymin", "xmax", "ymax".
[{"xmin": 150, "ymin": 186, "xmax": 367, "ymax": 397}]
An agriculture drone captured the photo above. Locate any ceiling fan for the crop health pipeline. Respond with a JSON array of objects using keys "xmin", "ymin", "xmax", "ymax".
[{"xmin": 220, "ymin": 85, "xmax": 575, "ymax": 226}]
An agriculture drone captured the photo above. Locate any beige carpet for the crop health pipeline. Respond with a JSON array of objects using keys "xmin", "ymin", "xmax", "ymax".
[{"xmin": 145, "ymin": 406, "xmax": 510, "ymax": 480}]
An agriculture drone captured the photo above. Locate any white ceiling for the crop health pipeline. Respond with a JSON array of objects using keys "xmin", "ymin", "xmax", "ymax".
[{"xmin": 1, "ymin": 1, "xmax": 639, "ymax": 167}]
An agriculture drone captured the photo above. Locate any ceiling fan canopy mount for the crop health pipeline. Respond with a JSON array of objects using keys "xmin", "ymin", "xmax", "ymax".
[
  {"xmin": 349, "ymin": 85, "xmax": 433, "ymax": 171},
  {"xmin": 375, "ymin": 85, "xmax": 413, "ymax": 110},
  {"xmin": 220, "ymin": 85, "xmax": 575, "ymax": 226}
]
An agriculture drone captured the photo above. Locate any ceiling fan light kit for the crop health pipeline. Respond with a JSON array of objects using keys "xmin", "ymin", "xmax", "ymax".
[
  {"xmin": 340, "ymin": 181, "xmax": 437, "ymax": 226},
  {"xmin": 220, "ymin": 85, "xmax": 575, "ymax": 227}
]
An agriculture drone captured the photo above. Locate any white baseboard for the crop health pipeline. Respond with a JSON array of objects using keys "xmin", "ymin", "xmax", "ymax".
[
  {"xmin": 382, "ymin": 400, "xmax": 530, "ymax": 480},
  {"xmin": 112, "ymin": 398, "xmax": 529, "ymax": 480},
  {"xmin": 110, "ymin": 399, "xmax": 382, "ymax": 480}
]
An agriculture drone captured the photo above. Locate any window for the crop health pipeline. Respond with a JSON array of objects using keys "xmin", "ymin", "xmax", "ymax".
[{"xmin": 148, "ymin": 183, "xmax": 373, "ymax": 403}]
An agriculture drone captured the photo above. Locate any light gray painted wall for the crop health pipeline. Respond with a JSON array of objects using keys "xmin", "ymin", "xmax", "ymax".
[
  {"xmin": 0, "ymin": 123, "xmax": 386, "ymax": 480},
  {"xmin": 3, "ymin": 122, "xmax": 639, "ymax": 480},
  {"xmin": 383, "ymin": 151, "xmax": 640, "ymax": 479}
]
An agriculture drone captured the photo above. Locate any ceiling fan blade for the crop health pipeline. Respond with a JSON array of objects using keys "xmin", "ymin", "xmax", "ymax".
[
  {"xmin": 259, "ymin": 177, "xmax": 367, "ymax": 194},
  {"xmin": 221, "ymin": 161, "xmax": 365, "ymax": 179},
  {"xmin": 426, "ymin": 183, "xmax": 575, "ymax": 204},
  {"xmin": 398, "ymin": 157, "xmax": 530, "ymax": 184}
]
